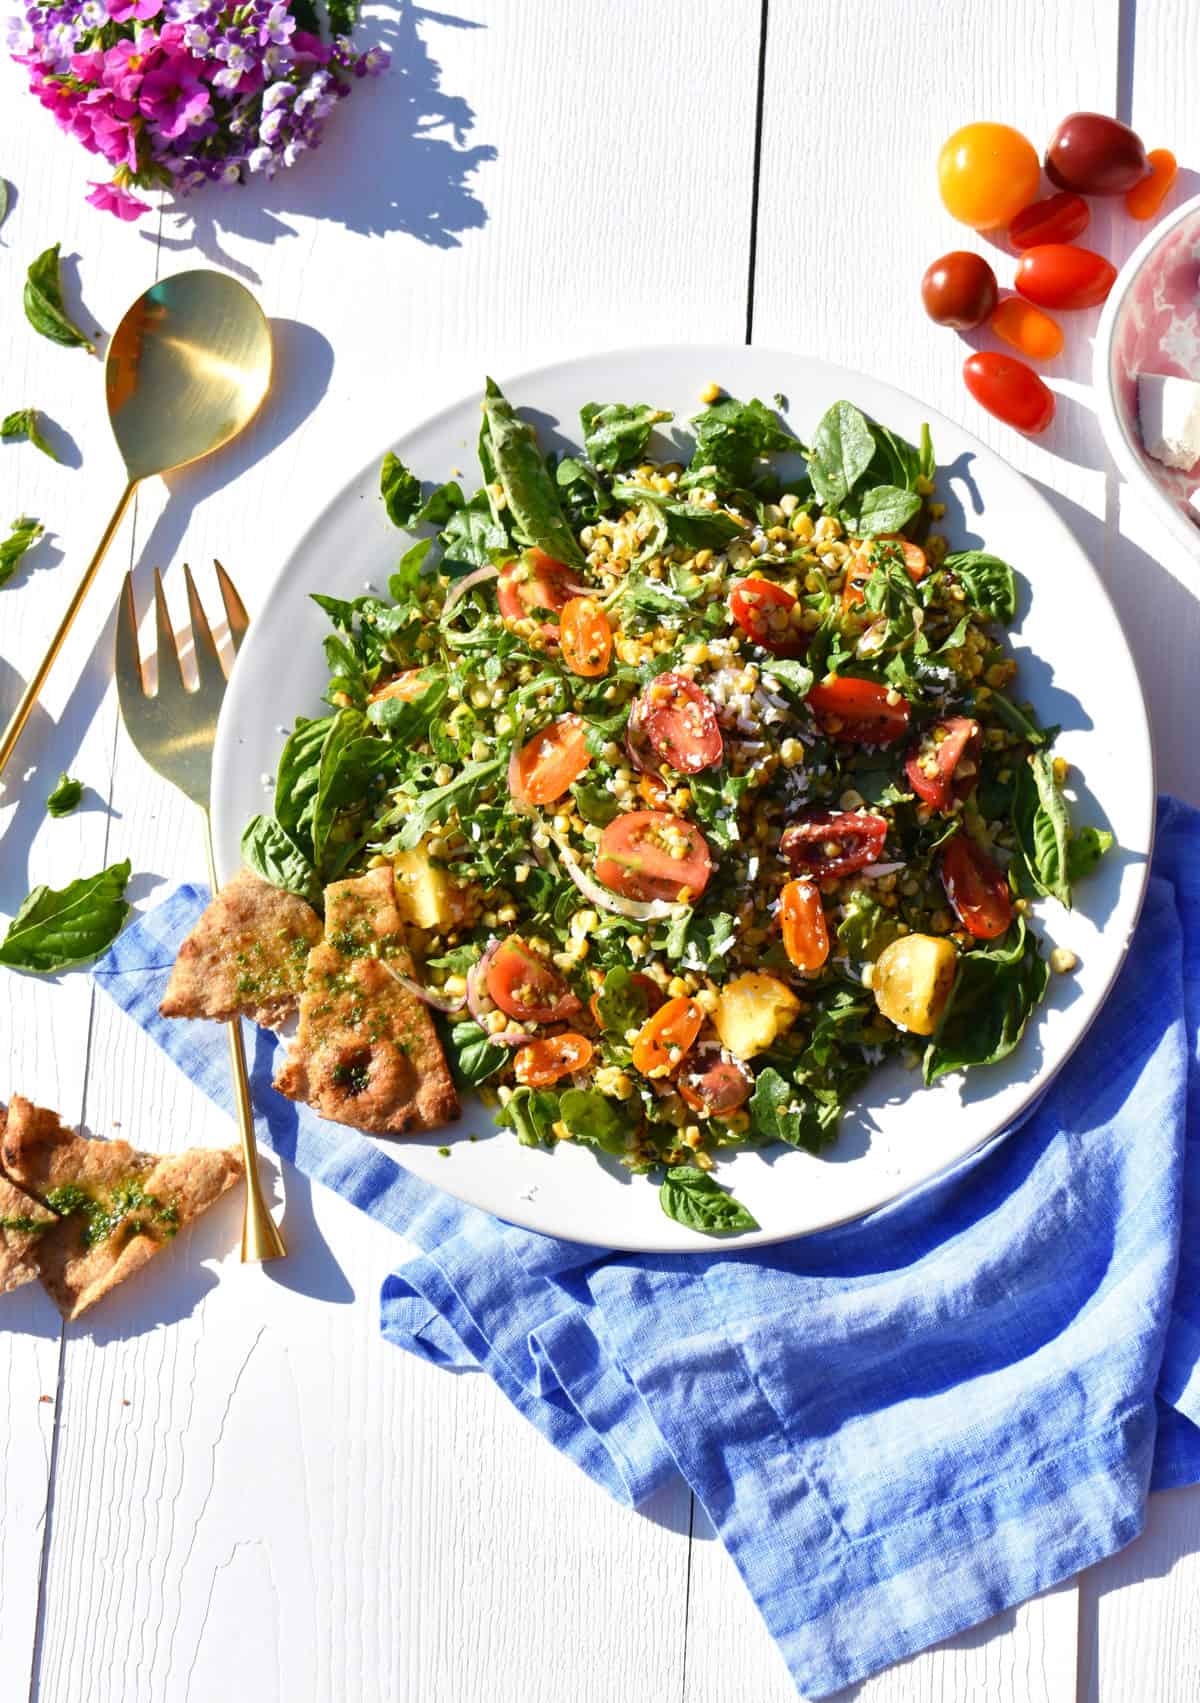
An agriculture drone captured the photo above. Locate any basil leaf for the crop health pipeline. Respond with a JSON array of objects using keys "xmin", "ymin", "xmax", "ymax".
[
  {"xmin": 45, "ymin": 773, "xmax": 83, "ymax": 818},
  {"xmin": 559, "ymin": 1088, "xmax": 631, "ymax": 1155},
  {"xmin": 481, "ymin": 378, "xmax": 585, "ymax": 567},
  {"xmin": 580, "ymin": 401, "xmax": 672, "ymax": 472},
  {"xmin": 447, "ymin": 1018, "xmax": 508, "ymax": 1087},
  {"xmin": 0, "ymin": 858, "xmax": 130, "ymax": 972},
  {"xmin": 748, "ymin": 1067, "xmax": 842, "ymax": 1153},
  {"xmin": 389, "ymin": 536, "xmax": 433, "ymax": 603},
  {"xmin": 366, "ymin": 673, "xmax": 447, "ymax": 737},
  {"xmin": 918, "ymin": 422, "xmax": 936, "ymax": 482},
  {"xmin": 0, "ymin": 515, "xmax": 43, "ymax": 589},
  {"xmin": 415, "ymin": 480, "xmax": 464, "ymax": 526},
  {"xmin": 0, "ymin": 177, "xmax": 9, "ymax": 233},
  {"xmin": 500, "ymin": 1085, "xmax": 561, "ymax": 1147},
  {"xmin": 24, "ymin": 245, "xmax": 94, "ymax": 353},
  {"xmin": 759, "ymin": 658, "xmax": 814, "ymax": 699},
  {"xmin": 1067, "ymin": 825, "xmax": 1114, "ymax": 883},
  {"xmin": 439, "ymin": 487, "xmax": 510, "ymax": 574},
  {"xmin": 923, "ymin": 918, "xmax": 1049, "ymax": 1084},
  {"xmin": 659, "ymin": 1165, "xmax": 758, "ymax": 1234},
  {"xmin": 807, "ymin": 401, "xmax": 876, "ymax": 510},
  {"xmin": 1, "ymin": 408, "xmax": 58, "ymax": 462},
  {"xmin": 943, "ymin": 550, "xmax": 1017, "ymax": 623},
  {"xmin": 836, "ymin": 891, "xmax": 903, "ymax": 962},
  {"xmin": 610, "ymin": 483, "xmax": 744, "ymax": 551},
  {"xmin": 274, "ymin": 716, "xmax": 333, "ymax": 855},
  {"xmin": 846, "ymin": 483, "xmax": 922, "ymax": 536},
  {"xmin": 240, "ymin": 814, "xmax": 321, "ymax": 905},
  {"xmin": 570, "ymin": 779, "xmax": 620, "ymax": 827},
  {"xmin": 1011, "ymin": 750, "xmax": 1072, "ymax": 907},
  {"xmin": 380, "ymin": 453, "xmax": 422, "ymax": 527},
  {"xmin": 384, "ymin": 758, "xmax": 503, "ymax": 853},
  {"xmin": 311, "ymin": 708, "xmax": 394, "ymax": 877},
  {"xmin": 680, "ymin": 396, "xmax": 794, "ymax": 489},
  {"xmin": 555, "ymin": 455, "xmax": 612, "ymax": 525}
]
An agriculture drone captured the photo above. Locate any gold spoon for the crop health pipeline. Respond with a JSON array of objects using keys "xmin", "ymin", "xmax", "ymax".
[{"xmin": 0, "ymin": 269, "xmax": 272, "ymax": 780}]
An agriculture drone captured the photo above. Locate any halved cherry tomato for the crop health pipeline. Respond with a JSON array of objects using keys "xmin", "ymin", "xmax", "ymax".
[
  {"xmin": 486, "ymin": 938, "xmax": 581, "ymax": 1023},
  {"xmin": 514, "ymin": 1032, "xmax": 594, "ymax": 1087},
  {"xmin": 1014, "ymin": 245, "xmax": 1116, "ymax": 311},
  {"xmin": 595, "ymin": 810, "xmax": 713, "ymax": 904},
  {"xmin": 634, "ymin": 673, "xmax": 723, "ymax": 774},
  {"xmin": 1126, "ymin": 147, "xmax": 1177, "ymax": 221},
  {"xmin": 963, "ymin": 352, "xmax": 1056, "ymax": 435},
  {"xmin": 368, "ymin": 669, "xmax": 427, "ymax": 704},
  {"xmin": 729, "ymin": 578, "xmax": 805, "ymax": 656},
  {"xmin": 989, "ymin": 297, "xmax": 1064, "ymax": 363},
  {"xmin": 588, "ymin": 970, "xmax": 664, "ymax": 1028},
  {"xmin": 560, "ymin": 596, "xmax": 612, "ymax": 677},
  {"xmin": 904, "ymin": 715, "xmax": 982, "ymax": 811},
  {"xmin": 780, "ymin": 810, "xmax": 888, "ymax": 880},
  {"xmin": 1008, "ymin": 192, "xmax": 1089, "ymax": 250},
  {"xmin": 631, "ymin": 995, "xmax": 703, "ymax": 1078},
  {"xmin": 806, "ymin": 677, "xmax": 911, "ymax": 745},
  {"xmin": 678, "ymin": 1042, "xmax": 753, "ymax": 1116},
  {"xmin": 507, "ymin": 714, "xmax": 590, "ymax": 807},
  {"xmin": 779, "ymin": 878, "xmax": 831, "ymax": 971},
  {"xmin": 940, "ymin": 835, "xmax": 1012, "ymax": 941},
  {"xmin": 497, "ymin": 548, "xmax": 575, "ymax": 632}
]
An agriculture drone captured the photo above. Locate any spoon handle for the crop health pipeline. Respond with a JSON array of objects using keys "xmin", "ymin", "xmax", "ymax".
[{"xmin": 0, "ymin": 479, "xmax": 137, "ymax": 782}]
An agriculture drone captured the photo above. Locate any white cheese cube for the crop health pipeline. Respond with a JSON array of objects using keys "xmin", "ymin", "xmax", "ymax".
[{"xmin": 1137, "ymin": 373, "xmax": 1200, "ymax": 470}]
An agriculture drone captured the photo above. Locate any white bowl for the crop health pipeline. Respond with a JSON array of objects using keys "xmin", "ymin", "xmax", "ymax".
[{"xmin": 1094, "ymin": 192, "xmax": 1200, "ymax": 562}]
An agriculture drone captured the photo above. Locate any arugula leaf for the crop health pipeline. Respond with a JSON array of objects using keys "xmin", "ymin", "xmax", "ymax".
[
  {"xmin": 446, "ymin": 1019, "xmax": 508, "ymax": 1087},
  {"xmin": 380, "ymin": 453, "xmax": 422, "ymax": 527},
  {"xmin": 846, "ymin": 483, "xmax": 922, "ymax": 536},
  {"xmin": 592, "ymin": 965, "xmax": 650, "ymax": 1036},
  {"xmin": 1067, "ymin": 825, "xmax": 1114, "ymax": 883},
  {"xmin": 481, "ymin": 378, "xmax": 585, "ymax": 567},
  {"xmin": 983, "ymin": 691, "xmax": 1051, "ymax": 747},
  {"xmin": 559, "ymin": 1088, "xmax": 632, "ymax": 1155},
  {"xmin": 0, "ymin": 859, "xmax": 130, "ymax": 972},
  {"xmin": 837, "ymin": 891, "xmax": 904, "ymax": 961},
  {"xmin": 240, "ymin": 814, "xmax": 321, "ymax": 904},
  {"xmin": 0, "ymin": 515, "xmax": 43, "ymax": 588},
  {"xmin": 923, "ymin": 918, "xmax": 1049, "ymax": 1084},
  {"xmin": 1011, "ymin": 750, "xmax": 1072, "ymax": 907},
  {"xmin": 2, "ymin": 408, "xmax": 58, "ymax": 462},
  {"xmin": 24, "ymin": 245, "xmax": 94, "ymax": 353},
  {"xmin": 759, "ymin": 658, "xmax": 814, "ymax": 699},
  {"xmin": 689, "ymin": 772, "xmax": 753, "ymax": 847},
  {"xmin": 943, "ymin": 550, "xmax": 1017, "ymax": 624},
  {"xmin": 680, "ymin": 396, "xmax": 794, "ymax": 489},
  {"xmin": 555, "ymin": 455, "xmax": 612, "ymax": 525},
  {"xmin": 748, "ymin": 1067, "xmax": 842, "ymax": 1153},
  {"xmin": 806, "ymin": 401, "xmax": 876, "ymax": 510},
  {"xmin": 389, "ymin": 536, "xmax": 433, "ymax": 603},
  {"xmin": 500, "ymin": 1085, "xmax": 561, "ymax": 1147},
  {"xmin": 415, "ymin": 481, "xmax": 465, "ymax": 526},
  {"xmin": 581, "ymin": 401, "xmax": 672, "ymax": 471},
  {"xmin": 45, "ymin": 773, "xmax": 82, "ymax": 818},
  {"xmin": 439, "ymin": 487, "xmax": 510, "ymax": 574},
  {"xmin": 274, "ymin": 716, "xmax": 333, "ymax": 855},
  {"xmin": 384, "ymin": 758, "xmax": 503, "ymax": 853},
  {"xmin": 659, "ymin": 1165, "xmax": 758, "ymax": 1234}
]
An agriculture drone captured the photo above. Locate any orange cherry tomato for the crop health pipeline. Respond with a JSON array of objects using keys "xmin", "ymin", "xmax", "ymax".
[
  {"xmin": 729, "ymin": 577, "xmax": 806, "ymax": 655},
  {"xmin": 937, "ymin": 122, "xmax": 1041, "ymax": 230},
  {"xmin": 631, "ymin": 995, "xmax": 703, "ymax": 1078},
  {"xmin": 989, "ymin": 297, "xmax": 1064, "ymax": 362},
  {"xmin": 963, "ymin": 352, "xmax": 1055, "ymax": 434},
  {"xmin": 1014, "ymin": 245, "xmax": 1116, "ymax": 311},
  {"xmin": 486, "ymin": 938, "xmax": 581, "ymax": 1023},
  {"xmin": 638, "ymin": 771, "xmax": 670, "ymax": 808},
  {"xmin": 940, "ymin": 836, "xmax": 1012, "ymax": 941},
  {"xmin": 595, "ymin": 810, "xmax": 713, "ymax": 904},
  {"xmin": 560, "ymin": 596, "xmax": 612, "ymax": 677},
  {"xmin": 779, "ymin": 878, "xmax": 830, "ymax": 972},
  {"xmin": 1126, "ymin": 148, "xmax": 1177, "ymax": 220},
  {"xmin": 514, "ymin": 1032, "xmax": 594, "ymax": 1087},
  {"xmin": 368, "ymin": 669, "xmax": 427, "ymax": 704},
  {"xmin": 497, "ymin": 548, "xmax": 575, "ymax": 633},
  {"xmin": 1008, "ymin": 192, "xmax": 1089, "ymax": 249},
  {"xmin": 806, "ymin": 677, "xmax": 911, "ymax": 745},
  {"xmin": 507, "ymin": 715, "xmax": 590, "ymax": 807}
]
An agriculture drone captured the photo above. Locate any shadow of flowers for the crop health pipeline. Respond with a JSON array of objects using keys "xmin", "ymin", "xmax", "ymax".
[{"xmin": 152, "ymin": 3, "xmax": 496, "ymax": 281}]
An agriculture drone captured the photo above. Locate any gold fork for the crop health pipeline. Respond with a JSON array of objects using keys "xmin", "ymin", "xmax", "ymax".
[{"xmin": 115, "ymin": 562, "xmax": 286, "ymax": 1262}]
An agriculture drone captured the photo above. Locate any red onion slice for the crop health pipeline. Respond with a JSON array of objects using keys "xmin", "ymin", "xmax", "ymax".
[
  {"xmin": 381, "ymin": 960, "xmax": 467, "ymax": 1013},
  {"xmin": 442, "ymin": 563, "xmax": 500, "ymax": 619}
]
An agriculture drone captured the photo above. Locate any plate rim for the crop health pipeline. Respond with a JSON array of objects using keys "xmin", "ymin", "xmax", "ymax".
[{"xmin": 213, "ymin": 342, "xmax": 1156, "ymax": 1251}]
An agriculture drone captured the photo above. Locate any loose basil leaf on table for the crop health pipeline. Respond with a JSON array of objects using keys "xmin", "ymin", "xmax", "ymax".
[
  {"xmin": 480, "ymin": 377, "xmax": 585, "ymax": 568},
  {"xmin": 0, "ymin": 515, "xmax": 43, "ymax": 588},
  {"xmin": 24, "ymin": 244, "xmax": 95, "ymax": 353},
  {"xmin": 0, "ymin": 859, "xmax": 131, "ymax": 973},
  {"xmin": 1, "ymin": 407, "xmax": 59, "ymax": 462},
  {"xmin": 659, "ymin": 1165, "xmax": 759, "ymax": 1235},
  {"xmin": 45, "ymin": 772, "xmax": 83, "ymax": 818},
  {"xmin": 580, "ymin": 401, "xmax": 673, "ymax": 472}
]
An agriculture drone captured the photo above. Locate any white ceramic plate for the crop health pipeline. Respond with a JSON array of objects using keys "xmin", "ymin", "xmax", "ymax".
[{"xmin": 212, "ymin": 345, "xmax": 1154, "ymax": 1252}]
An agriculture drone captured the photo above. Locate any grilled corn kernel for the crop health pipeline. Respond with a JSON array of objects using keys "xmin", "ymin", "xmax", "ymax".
[{"xmin": 1050, "ymin": 946, "xmax": 1078, "ymax": 974}]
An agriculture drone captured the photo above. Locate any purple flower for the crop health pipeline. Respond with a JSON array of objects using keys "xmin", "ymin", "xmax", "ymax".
[
  {"xmin": 139, "ymin": 54, "xmax": 210, "ymax": 139},
  {"xmin": 86, "ymin": 178, "xmax": 151, "ymax": 220}
]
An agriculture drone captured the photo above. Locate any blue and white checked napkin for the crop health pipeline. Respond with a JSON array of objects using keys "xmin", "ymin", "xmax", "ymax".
[{"xmin": 94, "ymin": 796, "xmax": 1200, "ymax": 1699}]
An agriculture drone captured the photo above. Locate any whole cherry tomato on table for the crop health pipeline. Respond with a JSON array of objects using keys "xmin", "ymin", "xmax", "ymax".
[
  {"xmin": 940, "ymin": 835, "xmax": 1012, "ymax": 941},
  {"xmin": 779, "ymin": 877, "xmax": 831, "ymax": 972},
  {"xmin": 1015, "ymin": 245, "xmax": 1116, "ymax": 311},
  {"xmin": 990, "ymin": 297, "xmax": 1064, "ymax": 362},
  {"xmin": 921, "ymin": 251, "xmax": 998, "ymax": 329},
  {"xmin": 806, "ymin": 677, "xmax": 911, "ymax": 744},
  {"xmin": 963, "ymin": 352, "xmax": 1055, "ymax": 435},
  {"xmin": 1008, "ymin": 192, "xmax": 1089, "ymax": 250},
  {"xmin": 1045, "ymin": 112, "xmax": 1149, "ymax": 195},
  {"xmin": 780, "ymin": 810, "xmax": 888, "ymax": 880},
  {"xmin": 729, "ymin": 578, "xmax": 806, "ymax": 655},
  {"xmin": 938, "ymin": 122, "xmax": 1041, "ymax": 229},
  {"xmin": 1126, "ymin": 148, "xmax": 1178, "ymax": 220}
]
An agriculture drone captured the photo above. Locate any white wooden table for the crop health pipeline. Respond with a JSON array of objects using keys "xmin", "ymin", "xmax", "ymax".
[{"xmin": 2, "ymin": 4, "xmax": 1198, "ymax": 1698}]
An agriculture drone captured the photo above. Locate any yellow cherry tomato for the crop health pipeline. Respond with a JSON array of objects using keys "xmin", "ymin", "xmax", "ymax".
[
  {"xmin": 938, "ymin": 122, "xmax": 1041, "ymax": 230},
  {"xmin": 989, "ymin": 296, "xmax": 1064, "ymax": 362}
]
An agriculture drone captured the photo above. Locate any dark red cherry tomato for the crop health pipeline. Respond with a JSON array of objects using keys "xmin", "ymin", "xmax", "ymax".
[
  {"xmin": 904, "ymin": 716, "xmax": 982, "ymax": 811},
  {"xmin": 940, "ymin": 836, "xmax": 1012, "ymax": 941},
  {"xmin": 1008, "ymin": 191, "xmax": 1089, "ymax": 249},
  {"xmin": 806, "ymin": 677, "xmax": 911, "ymax": 745},
  {"xmin": 633, "ymin": 672, "xmax": 723, "ymax": 774},
  {"xmin": 1014, "ymin": 244, "xmax": 1116, "ymax": 311},
  {"xmin": 678, "ymin": 1042, "xmax": 753, "ymax": 1117},
  {"xmin": 780, "ymin": 810, "xmax": 888, "ymax": 879},
  {"xmin": 1045, "ymin": 112, "xmax": 1149, "ymax": 196},
  {"xmin": 729, "ymin": 578, "xmax": 805, "ymax": 656},
  {"xmin": 963, "ymin": 352, "xmax": 1056, "ymax": 435},
  {"xmin": 920, "ymin": 251, "xmax": 998, "ymax": 330},
  {"xmin": 487, "ymin": 938, "xmax": 581, "ymax": 1023}
]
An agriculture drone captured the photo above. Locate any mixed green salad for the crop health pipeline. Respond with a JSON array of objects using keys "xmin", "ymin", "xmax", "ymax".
[{"xmin": 242, "ymin": 378, "xmax": 1112, "ymax": 1233}]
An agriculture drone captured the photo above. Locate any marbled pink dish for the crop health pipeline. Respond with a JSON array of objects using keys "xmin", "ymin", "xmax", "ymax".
[{"xmin": 1110, "ymin": 206, "xmax": 1200, "ymax": 522}]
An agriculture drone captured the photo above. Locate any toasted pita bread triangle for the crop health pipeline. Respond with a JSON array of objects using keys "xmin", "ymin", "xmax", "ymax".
[
  {"xmin": 160, "ymin": 867, "xmax": 322, "ymax": 1028},
  {"xmin": 0, "ymin": 1108, "xmax": 57, "ymax": 1295}
]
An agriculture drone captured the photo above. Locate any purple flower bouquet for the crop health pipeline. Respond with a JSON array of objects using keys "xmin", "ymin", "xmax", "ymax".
[{"xmin": 6, "ymin": 1, "xmax": 388, "ymax": 220}]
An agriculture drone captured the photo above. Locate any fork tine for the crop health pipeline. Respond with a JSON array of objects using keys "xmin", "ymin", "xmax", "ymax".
[
  {"xmin": 153, "ymin": 569, "xmax": 188, "ymax": 698},
  {"xmin": 214, "ymin": 560, "xmax": 249, "ymax": 652},
  {"xmin": 114, "ymin": 571, "xmax": 148, "ymax": 699},
  {"xmin": 184, "ymin": 564, "xmax": 225, "ymax": 686}
]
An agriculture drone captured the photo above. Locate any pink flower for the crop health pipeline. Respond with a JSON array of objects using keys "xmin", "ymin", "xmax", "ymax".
[
  {"xmin": 139, "ymin": 55, "xmax": 210, "ymax": 140},
  {"xmin": 101, "ymin": 37, "xmax": 151, "ymax": 101},
  {"xmin": 106, "ymin": 0, "xmax": 163, "ymax": 21},
  {"xmin": 87, "ymin": 180, "xmax": 152, "ymax": 221}
]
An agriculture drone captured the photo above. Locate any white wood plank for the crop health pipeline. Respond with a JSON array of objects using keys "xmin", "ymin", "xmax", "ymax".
[
  {"xmin": 19, "ymin": 3, "xmax": 758, "ymax": 1699},
  {"xmin": 1078, "ymin": 1487, "xmax": 1200, "ymax": 1703}
]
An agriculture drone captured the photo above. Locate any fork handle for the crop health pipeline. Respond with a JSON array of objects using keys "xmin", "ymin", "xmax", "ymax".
[
  {"xmin": 0, "ymin": 480, "xmax": 137, "ymax": 782},
  {"xmin": 202, "ymin": 811, "xmax": 287, "ymax": 1263}
]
